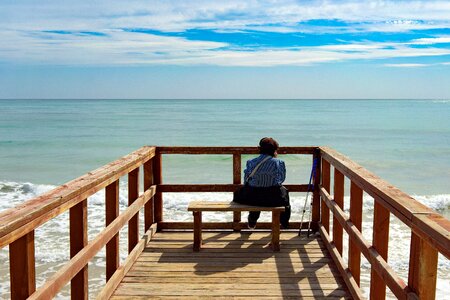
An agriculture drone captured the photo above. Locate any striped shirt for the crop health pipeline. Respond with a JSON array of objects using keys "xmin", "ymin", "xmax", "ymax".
[{"xmin": 244, "ymin": 154, "xmax": 286, "ymax": 187}]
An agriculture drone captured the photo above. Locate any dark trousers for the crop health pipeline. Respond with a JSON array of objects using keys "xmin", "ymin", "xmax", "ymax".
[
  {"xmin": 234, "ymin": 185, "xmax": 291, "ymax": 228},
  {"xmin": 248, "ymin": 205, "xmax": 291, "ymax": 228}
]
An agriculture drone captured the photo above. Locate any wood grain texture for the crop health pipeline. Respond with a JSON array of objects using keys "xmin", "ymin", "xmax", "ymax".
[
  {"xmin": 153, "ymin": 151, "xmax": 163, "ymax": 224},
  {"xmin": 69, "ymin": 199, "xmax": 88, "ymax": 300},
  {"xmin": 349, "ymin": 181, "xmax": 363, "ymax": 286},
  {"xmin": 106, "ymin": 180, "xmax": 120, "ymax": 281},
  {"xmin": 320, "ymin": 146, "xmax": 450, "ymax": 258},
  {"xmin": 111, "ymin": 231, "xmax": 351, "ymax": 299},
  {"xmin": 128, "ymin": 168, "xmax": 140, "ymax": 253},
  {"xmin": 333, "ymin": 169, "xmax": 344, "ymax": 255},
  {"xmin": 370, "ymin": 200, "xmax": 390, "ymax": 300},
  {"xmin": 0, "ymin": 146, "xmax": 155, "ymax": 248},
  {"xmin": 188, "ymin": 201, "xmax": 285, "ymax": 212},
  {"xmin": 9, "ymin": 231, "xmax": 35, "ymax": 300},
  {"xmin": 321, "ymin": 159, "xmax": 331, "ymax": 233},
  {"xmin": 157, "ymin": 146, "xmax": 317, "ymax": 155},
  {"xmin": 143, "ymin": 159, "xmax": 154, "ymax": 231}
]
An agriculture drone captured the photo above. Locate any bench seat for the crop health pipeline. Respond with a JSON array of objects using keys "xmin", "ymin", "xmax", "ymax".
[{"xmin": 188, "ymin": 201, "xmax": 285, "ymax": 252}]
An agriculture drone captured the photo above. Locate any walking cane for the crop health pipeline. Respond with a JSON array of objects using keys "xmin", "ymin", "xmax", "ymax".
[{"xmin": 298, "ymin": 157, "xmax": 318, "ymax": 236}]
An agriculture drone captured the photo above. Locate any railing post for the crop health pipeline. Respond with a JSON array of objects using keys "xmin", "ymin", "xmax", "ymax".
[
  {"xmin": 370, "ymin": 199, "xmax": 390, "ymax": 300},
  {"xmin": 143, "ymin": 159, "xmax": 154, "ymax": 231},
  {"xmin": 9, "ymin": 231, "xmax": 36, "ymax": 300},
  {"xmin": 333, "ymin": 168, "xmax": 344, "ymax": 254},
  {"xmin": 349, "ymin": 182, "xmax": 363, "ymax": 286},
  {"xmin": 105, "ymin": 180, "xmax": 119, "ymax": 281},
  {"xmin": 321, "ymin": 158, "xmax": 330, "ymax": 233},
  {"xmin": 312, "ymin": 149, "xmax": 321, "ymax": 230},
  {"xmin": 128, "ymin": 168, "xmax": 140, "ymax": 253},
  {"xmin": 153, "ymin": 149, "xmax": 163, "ymax": 225},
  {"xmin": 233, "ymin": 153, "xmax": 241, "ymax": 231},
  {"xmin": 70, "ymin": 199, "xmax": 88, "ymax": 300},
  {"xmin": 408, "ymin": 231, "xmax": 438, "ymax": 300}
]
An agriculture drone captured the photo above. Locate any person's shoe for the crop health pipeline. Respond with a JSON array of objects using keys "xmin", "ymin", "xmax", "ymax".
[{"xmin": 248, "ymin": 222, "xmax": 256, "ymax": 229}]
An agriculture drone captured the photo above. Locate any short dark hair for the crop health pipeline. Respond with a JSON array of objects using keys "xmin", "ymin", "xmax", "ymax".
[{"xmin": 259, "ymin": 137, "xmax": 279, "ymax": 156}]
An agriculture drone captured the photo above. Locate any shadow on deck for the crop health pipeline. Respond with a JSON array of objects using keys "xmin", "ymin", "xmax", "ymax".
[{"xmin": 111, "ymin": 231, "xmax": 351, "ymax": 299}]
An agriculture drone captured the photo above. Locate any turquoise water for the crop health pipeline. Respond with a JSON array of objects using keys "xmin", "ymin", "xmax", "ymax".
[
  {"xmin": 0, "ymin": 99, "xmax": 449, "ymax": 194},
  {"xmin": 0, "ymin": 99, "xmax": 449, "ymax": 298}
]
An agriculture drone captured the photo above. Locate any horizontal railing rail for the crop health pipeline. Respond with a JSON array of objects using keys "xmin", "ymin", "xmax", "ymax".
[
  {"xmin": 0, "ymin": 146, "xmax": 158, "ymax": 299},
  {"xmin": 318, "ymin": 146, "xmax": 450, "ymax": 300}
]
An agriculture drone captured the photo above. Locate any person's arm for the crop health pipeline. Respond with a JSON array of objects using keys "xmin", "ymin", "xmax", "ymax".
[
  {"xmin": 276, "ymin": 160, "xmax": 286, "ymax": 185},
  {"xmin": 244, "ymin": 160, "xmax": 251, "ymax": 183}
]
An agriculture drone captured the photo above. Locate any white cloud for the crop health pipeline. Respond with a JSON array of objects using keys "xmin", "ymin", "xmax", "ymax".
[{"xmin": 384, "ymin": 63, "xmax": 429, "ymax": 67}]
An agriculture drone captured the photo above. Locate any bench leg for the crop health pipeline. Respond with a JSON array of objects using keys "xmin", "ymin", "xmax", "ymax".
[
  {"xmin": 193, "ymin": 211, "xmax": 202, "ymax": 251},
  {"xmin": 233, "ymin": 211, "xmax": 241, "ymax": 232},
  {"xmin": 272, "ymin": 211, "xmax": 280, "ymax": 252}
]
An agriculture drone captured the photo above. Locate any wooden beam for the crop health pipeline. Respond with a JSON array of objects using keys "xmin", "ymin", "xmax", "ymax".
[
  {"xmin": 28, "ymin": 187, "xmax": 156, "ymax": 300},
  {"xmin": 193, "ymin": 211, "xmax": 202, "ymax": 252},
  {"xmin": 70, "ymin": 199, "xmax": 88, "ymax": 300},
  {"xmin": 157, "ymin": 146, "xmax": 317, "ymax": 155},
  {"xmin": 312, "ymin": 149, "xmax": 321, "ymax": 229},
  {"xmin": 143, "ymin": 159, "xmax": 154, "ymax": 231},
  {"xmin": 96, "ymin": 224, "xmax": 157, "ymax": 300},
  {"xmin": 159, "ymin": 221, "xmax": 314, "ymax": 230},
  {"xmin": 320, "ymin": 187, "xmax": 409, "ymax": 299},
  {"xmin": 233, "ymin": 153, "xmax": 241, "ymax": 232},
  {"xmin": 0, "ymin": 146, "xmax": 155, "ymax": 248},
  {"xmin": 318, "ymin": 224, "xmax": 364, "ymax": 300},
  {"xmin": 158, "ymin": 184, "xmax": 309, "ymax": 193},
  {"xmin": 128, "ymin": 168, "xmax": 140, "ymax": 253},
  {"xmin": 321, "ymin": 159, "xmax": 331, "ymax": 233},
  {"xmin": 408, "ymin": 232, "xmax": 438, "ymax": 300},
  {"xmin": 106, "ymin": 180, "xmax": 120, "ymax": 281},
  {"xmin": 333, "ymin": 168, "xmax": 344, "ymax": 255},
  {"xmin": 272, "ymin": 211, "xmax": 281, "ymax": 252},
  {"xmin": 9, "ymin": 231, "xmax": 35, "ymax": 300},
  {"xmin": 320, "ymin": 146, "xmax": 450, "ymax": 258},
  {"xmin": 370, "ymin": 199, "xmax": 390, "ymax": 300},
  {"xmin": 153, "ymin": 151, "xmax": 163, "ymax": 224},
  {"xmin": 349, "ymin": 182, "xmax": 363, "ymax": 286}
]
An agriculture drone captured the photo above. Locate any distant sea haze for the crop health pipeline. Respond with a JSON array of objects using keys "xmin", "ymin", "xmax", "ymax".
[{"xmin": 0, "ymin": 99, "xmax": 449, "ymax": 298}]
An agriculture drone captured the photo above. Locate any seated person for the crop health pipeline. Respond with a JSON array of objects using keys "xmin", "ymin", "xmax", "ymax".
[{"xmin": 239, "ymin": 137, "xmax": 291, "ymax": 229}]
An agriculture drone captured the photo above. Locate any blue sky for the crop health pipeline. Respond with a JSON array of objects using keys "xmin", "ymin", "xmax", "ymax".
[{"xmin": 1, "ymin": 0, "xmax": 450, "ymax": 99}]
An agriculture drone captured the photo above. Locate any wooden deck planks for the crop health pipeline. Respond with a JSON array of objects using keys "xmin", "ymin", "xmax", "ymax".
[{"xmin": 111, "ymin": 231, "xmax": 351, "ymax": 299}]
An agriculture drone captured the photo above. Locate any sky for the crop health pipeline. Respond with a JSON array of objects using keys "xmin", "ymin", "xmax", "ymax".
[{"xmin": 0, "ymin": 0, "xmax": 450, "ymax": 99}]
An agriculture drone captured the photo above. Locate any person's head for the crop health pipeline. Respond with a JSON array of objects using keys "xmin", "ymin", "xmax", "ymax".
[{"xmin": 259, "ymin": 137, "xmax": 279, "ymax": 157}]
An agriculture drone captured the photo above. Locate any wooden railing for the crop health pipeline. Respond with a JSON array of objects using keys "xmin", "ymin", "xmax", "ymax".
[
  {"xmin": 0, "ymin": 146, "xmax": 448, "ymax": 299},
  {"xmin": 0, "ymin": 146, "xmax": 316, "ymax": 299},
  {"xmin": 0, "ymin": 146, "xmax": 158, "ymax": 299},
  {"xmin": 318, "ymin": 146, "xmax": 450, "ymax": 300}
]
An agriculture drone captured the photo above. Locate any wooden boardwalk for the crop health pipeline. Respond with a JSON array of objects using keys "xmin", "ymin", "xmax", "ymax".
[{"xmin": 111, "ymin": 231, "xmax": 351, "ymax": 299}]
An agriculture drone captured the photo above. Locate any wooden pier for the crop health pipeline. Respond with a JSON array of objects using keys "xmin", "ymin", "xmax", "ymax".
[{"xmin": 0, "ymin": 146, "xmax": 449, "ymax": 299}]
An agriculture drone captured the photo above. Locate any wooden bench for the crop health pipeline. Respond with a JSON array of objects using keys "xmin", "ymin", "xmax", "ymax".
[{"xmin": 187, "ymin": 201, "xmax": 285, "ymax": 252}]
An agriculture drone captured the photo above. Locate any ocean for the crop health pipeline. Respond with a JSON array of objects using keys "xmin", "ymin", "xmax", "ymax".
[{"xmin": 0, "ymin": 99, "xmax": 449, "ymax": 299}]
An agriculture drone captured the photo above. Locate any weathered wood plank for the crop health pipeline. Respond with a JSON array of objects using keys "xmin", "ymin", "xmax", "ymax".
[
  {"xmin": 128, "ymin": 168, "xmax": 140, "ymax": 253},
  {"xmin": 106, "ymin": 180, "xmax": 120, "ymax": 281},
  {"xmin": 320, "ymin": 146, "xmax": 450, "ymax": 258},
  {"xmin": 320, "ymin": 187, "xmax": 409, "ymax": 299},
  {"xmin": 333, "ymin": 168, "xmax": 344, "ymax": 255},
  {"xmin": 370, "ymin": 199, "xmax": 390, "ymax": 300},
  {"xmin": 349, "ymin": 181, "xmax": 363, "ymax": 286},
  {"xmin": 312, "ymin": 149, "xmax": 321, "ymax": 227},
  {"xmin": 9, "ymin": 231, "xmax": 35, "ymax": 300},
  {"xmin": 96, "ymin": 224, "xmax": 157, "ymax": 300},
  {"xmin": 159, "ymin": 184, "xmax": 309, "ymax": 193},
  {"xmin": 153, "ymin": 151, "xmax": 163, "ymax": 223},
  {"xmin": 0, "ymin": 146, "xmax": 155, "ymax": 248},
  {"xmin": 28, "ymin": 187, "xmax": 156, "ymax": 300},
  {"xmin": 188, "ymin": 201, "xmax": 285, "ymax": 212},
  {"xmin": 157, "ymin": 146, "xmax": 317, "ymax": 155},
  {"xmin": 233, "ymin": 153, "xmax": 242, "ymax": 231},
  {"xmin": 159, "ymin": 221, "xmax": 317, "ymax": 230},
  {"xmin": 321, "ymin": 158, "xmax": 331, "ymax": 233},
  {"xmin": 143, "ymin": 159, "xmax": 154, "ymax": 230},
  {"xmin": 408, "ymin": 232, "xmax": 438, "ymax": 300},
  {"xmin": 69, "ymin": 199, "xmax": 88, "ymax": 300},
  {"xmin": 193, "ymin": 211, "xmax": 202, "ymax": 251}
]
